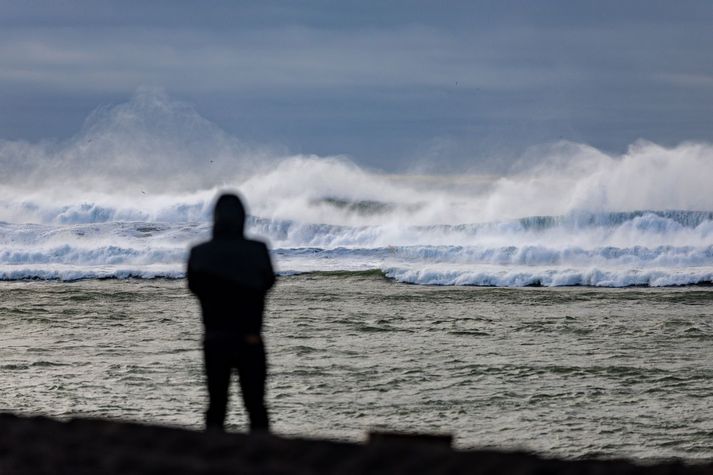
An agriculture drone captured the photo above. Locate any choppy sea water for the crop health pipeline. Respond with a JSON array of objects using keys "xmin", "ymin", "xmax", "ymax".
[{"xmin": 1, "ymin": 274, "xmax": 712, "ymax": 460}]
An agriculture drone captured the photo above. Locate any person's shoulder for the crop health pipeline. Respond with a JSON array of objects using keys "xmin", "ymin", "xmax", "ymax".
[
  {"xmin": 244, "ymin": 238, "xmax": 271, "ymax": 253},
  {"xmin": 191, "ymin": 238, "xmax": 270, "ymax": 255},
  {"xmin": 189, "ymin": 241, "xmax": 212, "ymax": 255}
]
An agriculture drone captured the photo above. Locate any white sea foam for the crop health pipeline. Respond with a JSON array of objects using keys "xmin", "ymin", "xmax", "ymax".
[
  {"xmin": 0, "ymin": 212, "xmax": 712, "ymax": 285},
  {"xmin": 383, "ymin": 266, "xmax": 713, "ymax": 287},
  {"xmin": 1, "ymin": 91, "xmax": 712, "ymax": 286}
]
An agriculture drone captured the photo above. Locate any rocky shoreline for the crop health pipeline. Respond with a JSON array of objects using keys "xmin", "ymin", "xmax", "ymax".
[{"xmin": 0, "ymin": 413, "xmax": 710, "ymax": 474}]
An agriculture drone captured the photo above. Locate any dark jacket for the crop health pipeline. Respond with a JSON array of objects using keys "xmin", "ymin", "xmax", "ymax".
[{"xmin": 187, "ymin": 195, "xmax": 275, "ymax": 337}]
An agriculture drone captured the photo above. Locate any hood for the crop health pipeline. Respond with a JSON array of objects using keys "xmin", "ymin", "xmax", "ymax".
[{"xmin": 212, "ymin": 193, "xmax": 246, "ymax": 239}]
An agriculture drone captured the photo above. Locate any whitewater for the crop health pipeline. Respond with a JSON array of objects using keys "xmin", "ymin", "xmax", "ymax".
[{"xmin": 1, "ymin": 90, "xmax": 713, "ymax": 287}]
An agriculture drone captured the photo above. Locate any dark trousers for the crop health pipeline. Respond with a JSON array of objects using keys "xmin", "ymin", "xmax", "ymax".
[{"xmin": 203, "ymin": 337, "xmax": 269, "ymax": 432}]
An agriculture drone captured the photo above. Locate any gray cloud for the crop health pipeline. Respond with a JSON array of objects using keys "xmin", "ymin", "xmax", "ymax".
[{"xmin": 0, "ymin": 0, "xmax": 711, "ymax": 170}]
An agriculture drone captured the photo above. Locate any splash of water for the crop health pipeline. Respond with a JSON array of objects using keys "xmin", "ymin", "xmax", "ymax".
[{"xmin": 1, "ymin": 90, "xmax": 712, "ymax": 286}]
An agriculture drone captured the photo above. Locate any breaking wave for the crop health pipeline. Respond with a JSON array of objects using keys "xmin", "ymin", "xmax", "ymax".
[
  {"xmin": 1, "ymin": 209, "xmax": 712, "ymax": 286},
  {"xmin": 1, "ymin": 90, "xmax": 713, "ymax": 286}
]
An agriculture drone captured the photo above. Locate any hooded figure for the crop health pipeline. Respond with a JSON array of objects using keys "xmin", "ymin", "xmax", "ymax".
[{"xmin": 187, "ymin": 193, "xmax": 275, "ymax": 432}]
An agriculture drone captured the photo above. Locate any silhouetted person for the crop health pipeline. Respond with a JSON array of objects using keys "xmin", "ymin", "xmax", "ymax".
[{"xmin": 187, "ymin": 193, "xmax": 275, "ymax": 432}]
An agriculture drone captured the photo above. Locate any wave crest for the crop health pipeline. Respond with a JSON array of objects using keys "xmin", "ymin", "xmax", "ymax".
[{"xmin": 2, "ymin": 93, "xmax": 713, "ymax": 286}]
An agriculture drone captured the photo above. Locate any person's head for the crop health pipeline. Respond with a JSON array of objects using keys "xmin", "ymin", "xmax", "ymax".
[{"xmin": 213, "ymin": 193, "xmax": 246, "ymax": 239}]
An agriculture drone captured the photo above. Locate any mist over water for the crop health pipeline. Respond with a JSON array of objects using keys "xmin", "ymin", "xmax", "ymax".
[{"xmin": 1, "ymin": 90, "xmax": 712, "ymax": 286}]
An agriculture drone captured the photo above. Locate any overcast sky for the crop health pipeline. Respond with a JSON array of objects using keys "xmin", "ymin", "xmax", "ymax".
[{"xmin": 1, "ymin": 0, "xmax": 711, "ymax": 171}]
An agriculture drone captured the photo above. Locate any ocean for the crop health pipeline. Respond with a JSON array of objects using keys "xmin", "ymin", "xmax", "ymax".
[
  {"xmin": 1, "ymin": 94, "xmax": 713, "ymax": 460},
  {"xmin": 1, "ymin": 276, "xmax": 712, "ymax": 460},
  {"xmin": 2, "ymin": 208, "xmax": 713, "ymax": 286}
]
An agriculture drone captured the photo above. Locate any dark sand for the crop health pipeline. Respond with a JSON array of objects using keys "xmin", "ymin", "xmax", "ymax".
[{"xmin": 1, "ymin": 414, "xmax": 711, "ymax": 474}]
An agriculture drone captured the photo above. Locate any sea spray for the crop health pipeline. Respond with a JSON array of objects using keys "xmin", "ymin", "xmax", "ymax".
[
  {"xmin": 1, "ymin": 210, "xmax": 712, "ymax": 286},
  {"xmin": 1, "ymin": 91, "xmax": 712, "ymax": 286}
]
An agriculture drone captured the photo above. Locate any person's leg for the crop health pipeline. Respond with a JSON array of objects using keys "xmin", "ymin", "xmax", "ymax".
[
  {"xmin": 237, "ymin": 341, "xmax": 269, "ymax": 432},
  {"xmin": 203, "ymin": 343, "xmax": 232, "ymax": 431}
]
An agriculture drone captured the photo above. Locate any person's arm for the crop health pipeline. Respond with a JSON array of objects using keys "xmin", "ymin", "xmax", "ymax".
[
  {"xmin": 186, "ymin": 249, "xmax": 197, "ymax": 294},
  {"xmin": 263, "ymin": 243, "xmax": 276, "ymax": 291}
]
